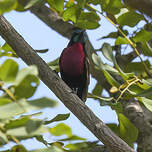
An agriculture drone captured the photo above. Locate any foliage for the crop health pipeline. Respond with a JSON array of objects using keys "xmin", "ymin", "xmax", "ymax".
[{"xmin": 1, "ymin": 0, "xmax": 152, "ymax": 151}]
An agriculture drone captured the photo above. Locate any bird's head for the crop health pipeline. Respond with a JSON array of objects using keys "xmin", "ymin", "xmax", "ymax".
[{"xmin": 70, "ymin": 29, "xmax": 86, "ymax": 44}]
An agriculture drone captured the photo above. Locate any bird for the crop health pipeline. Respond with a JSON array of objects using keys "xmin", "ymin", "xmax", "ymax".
[{"xmin": 59, "ymin": 29, "xmax": 90, "ymax": 102}]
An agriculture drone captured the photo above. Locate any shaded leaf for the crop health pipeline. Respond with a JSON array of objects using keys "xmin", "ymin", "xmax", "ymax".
[
  {"xmin": 76, "ymin": 11, "xmax": 100, "ymax": 29},
  {"xmin": 26, "ymin": 119, "xmax": 43, "ymax": 134},
  {"xmin": 35, "ymin": 49, "xmax": 49, "ymax": 53},
  {"xmin": 11, "ymin": 145, "xmax": 27, "ymax": 152},
  {"xmin": 45, "ymin": 113, "xmax": 70, "ymax": 124},
  {"xmin": 4, "ymin": 116, "xmax": 30, "ymax": 130},
  {"xmin": 92, "ymin": 82, "xmax": 103, "ymax": 96},
  {"xmin": 117, "ymin": 11, "xmax": 144, "ymax": 27}
]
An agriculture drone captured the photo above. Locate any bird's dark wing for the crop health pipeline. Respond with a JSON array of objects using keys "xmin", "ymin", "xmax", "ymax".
[{"xmin": 81, "ymin": 56, "xmax": 90, "ymax": 102}]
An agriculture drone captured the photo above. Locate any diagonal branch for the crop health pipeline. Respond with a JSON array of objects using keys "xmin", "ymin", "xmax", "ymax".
[{"xmin": 0, "ymin": 15, "xmax": 135, "ymax": 152}]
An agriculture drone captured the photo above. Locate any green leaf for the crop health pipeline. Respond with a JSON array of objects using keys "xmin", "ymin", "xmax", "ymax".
[
  {"xmin": 24, "ymin": 0, "xmax": 43, "ymax": 9},
  {"xmin": 102, "ymin": 0, "xmax": 123, "ymax": 14},
  {"xmin": 35, "ymin": 49, "xmax": 49, "ymax": 53},
  {"xmin": 92, "ymin": 82, "xmax": 103, "ymax": 96},
  {"xmin": 48, "ymin": 58, "xmax": 59, "ymax": 72},
  {"xmin": 101, "ymin": 43, "xmax": 129, "ymax": 80},
  {"xmin": 4, "ymin": 116, "xmax": 30, "ymax": 130},
  {"xmin": 118, "ymin": 113, "xmax": 138, "ymax": 146},
  {"xmin": 35, "ymin": 135, "xmax": 48, "ymax": 146},
  {"xmin": 0, "ymin": 131, "xmax": 8, "ymax": 145},
  {"xmin": 29, "ymin": 146, "xmax": 64, "ymax": 152},
  {"xmin": 76, "ymin": 12, "xmax": 100, "ymax": 29},
  {"xmin": 0, "ymin": 97, "xmax": 57, "ymax": 119},
  {"xmin": 0, "ymin": 59, "xmax": 18, "ymax": 82},
  {"xmin": 7, "ymin": 125, "xmax": 47, "ymax": 140},
  {"xmin": 107, "ymin": 123, "xmax": 120, "ymax": 136},
  {"xmin": 63, "ymin": 5, "xmax": 80, "ymax": 23},
  {"xmin": 45, "ymin": 113, "xmax": 70, "ymax": 124},
  {"xmin": 0, "ymin": 43, "xmax": 17, "ymax": 58},
  {"xmin": 26, "ymin": 119, "xmax": 43, "ymax": 134},
  {"xmin": 117, "ymin": 11, "xmax": 144, "ymax": 27},
  {"xmin": 76, "ymin": 0, "xmax": 86, "ymax": 8},
  {"xmin": 14, "ymin": 65, "xmax": 39, "ymax": 99},
  {"xmin": 47, "ymin": 0, "xmax": 64, "ymax": 13},
  {"xmin": 0, "ymin": 98, "xmax": 12, "ymax": 106},
  {"xmin": 141, "ymin": 97, "xmax": 152, "ymax": 112},
  {"xmin": 15, "ymin": 75, "xmax": 39, "ymax": 99},
  {"xmin": 92, "ymin": 53, "xmax": 103, "ymax": 69},
  {"xmin": 0, "ymin": 0, "xmax": 17, "ymax": 14},
  {"xmin": 11, "ymin": 145, "xmax": 27, "ymax": 152},
  {"xmin": 124, "ymin": 60, "xmax": 151, "ymax": 74},
  {"xmin": 103, "ymin": 70, "xmax": 120, "ymax": 87},
  {"xmin": 115, "ymin": 36, "xmax": 129, "ymax": 45},
  {"xmin": 14, "ymin": 65, "xmax": 38, "ymax": 85},
  {"xmin": 59, "ymin": 135, "xmax": 86, "ymax": 141},
  {"xmin": 65, "ymin": 142, "xmax": 88, "ymax": 150},
  {"xmin": 133, "ymin": 29, "xmax": 152, "ymax": 43},
  {"xmin": 101, "ymin": 43, "xmax": 114, "ymax": 62},
  {"xmin": 49, "ymin": 123, "xmax": 72, "ymax": 137},
  {"xmin": 141, "ymin": 42, "xmax": 152, "ymax": 56},
  {"xmin": 27, "ymin": 97, "xmax": 58, "ymax": 109}
]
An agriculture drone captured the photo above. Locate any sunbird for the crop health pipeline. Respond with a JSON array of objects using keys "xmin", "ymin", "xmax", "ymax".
[{"xmin": 59, "ymin": 29, "xmax": 90, "ymax": 102}]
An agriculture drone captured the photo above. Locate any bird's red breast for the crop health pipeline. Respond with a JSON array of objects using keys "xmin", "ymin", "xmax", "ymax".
[{"xmin": 60, "ymin": 42, "xmax": 85, "ymax": 76}]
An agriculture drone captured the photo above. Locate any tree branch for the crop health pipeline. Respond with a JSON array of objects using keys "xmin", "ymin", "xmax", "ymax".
[{"xmin": 0, "ymin": 15, "xmax": 135, "ymax": 152}]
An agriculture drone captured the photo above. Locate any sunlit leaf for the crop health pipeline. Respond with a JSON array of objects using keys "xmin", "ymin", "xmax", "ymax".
[
  {"xmin": 0, "ymin": 59, "xmax": 18, "ymax": 82},
  {"xmin": 63, "ymin": 5, "xmax": 80, "ymax": 23},
  {"xmin": 59, "ymin": 135, "xmax": 86, "ymax": 141},
  {"xmin": 47, "ymin": 0, "xmax": 64, "ymax": 13},
  {"xmin": 49, "ymin": 123, "xmax": 72, "ymax": 137},
  {"xmin": 0, "ymin": 0, "xmax": 17, "ymax": 14},
  {"xmin": 140, "ymin": 97, "xmax": 152, "ymax": 112},
  {"xmin": 118, "ymin": 113, "xmax": 138, "ymax": 146}
]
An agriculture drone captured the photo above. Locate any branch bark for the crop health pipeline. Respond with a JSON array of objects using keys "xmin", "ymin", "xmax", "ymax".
[{"xmin": 0, "ymin": 15, "xmax": 135, "ymax": 152}]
